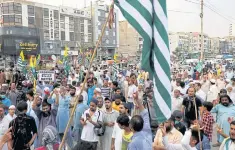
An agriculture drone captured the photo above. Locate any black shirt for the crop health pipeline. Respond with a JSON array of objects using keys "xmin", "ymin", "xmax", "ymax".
[
  {"xmin": 9, "ymin": 114, "xmax": 37, "ymax": 150},
  {"xmin": 182, "ymin": 96, "xmax": 202, "ymax": 121}
]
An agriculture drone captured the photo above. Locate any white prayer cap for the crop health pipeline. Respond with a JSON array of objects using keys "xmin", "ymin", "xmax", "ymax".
[
  {"xmin": 95, "ymin": 88, "xmax": 101, "ymax": 93},
  {"xmin": 225, "ymin": 79, "xmax": 230, "ymax": 83},
  {"xmin": 174, "ymin": 87, "xmax": 181, "ymax": 92},
  {"xmin": 9, "ymin": 105, "xmax": 16, "ymax": 109},
  {"xmin": 210, "ymin": 79, "xmax": 216, "ymax": 83}
]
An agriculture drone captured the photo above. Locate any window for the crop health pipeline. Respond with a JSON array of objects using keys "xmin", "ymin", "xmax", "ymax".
[
  {"xmin": 61, "ymin": 31, "xmax": 65, "ymax": 40},
  {"xmin": 9, "ymin": 15, "xmax": 14, "ymax": 23},
  {"xmin": 106, "ymin": 39, "xmax": 109, "ymax": 44},
  {"xmin": 70, "ymin": 32, "xmax": 74, "ymax": 41},
  {"xmin": 2, "ymin": 3, "xmax": 9, "ymax": 14},
  {"xmin": 88, "ymin": 26, "xmax": 92, "ymax": 33},
  {"xmin": 15, "ymin": 15, "xmax": 21, "ymax": 24},
  {"xmin": 28, "ymin": 17, "xmax": 34, "ymax": 25},
  {"xmin": 54, "ymin": 21, "xmax": 59, "ymax": 29},
  {"xmin": 113, "ymin": 32, "xmax": 115, "ymax": 36},
  {"xmin": 14, "ymin": 3, "xmax": 22, "ymax": 14},
  {"xmin": 88, "ymin": 34, "xmax": 92, "ymax": 41},
  {"xmin": 28, "ymin": 5, "xmax": 34, "ymax": 16},
  {"xmin": 60, "ymin": 15, "xmax": 65, "ymax": 21},
  {"xmin": 3, "ymin": 15, "xmax": 14, "ymax": 23},
  {"xmin": 69, "ymin": 24, "xmax": 74, "ymax": 31},
  {"xmin": 44, "ymin": 30, "xmax": 49, "ymax": 39},
  {"xmin": 113, "ymin": 40, "xmax": 115, "ymax": 44},
  {"xmin": 43, "ymin": 19, "xmax": 49, "ymax": 28},
  {"xmin": 54, "ymin": 10, "xmax": 59, "ymax": 20},
  {"xmin": 98, "ymin": 11, "xmax": 101, "ymax": 16},
  {"xmin": 105, "ymin": 31, "xmax": 108, "ymax": 35},
  {"xmin": 69, "ymin": 17, "xmax": 74, "ymax": 21},
  {"xmin": 88, "ymin": 20, "xmax": 92, "ymax": 24},
  {"xmin": 44, "ymin": 8, "xmax": 49, "ymax": 17},
  {"xmin": 60, "ymin": 22, "xmax": 65, "ymax": 29},
  {"xmin": 9, "ymin": 3, "xmax": 14, "ymax": 14},
  {"xmin": 81, "ymin": 24, "xmax": 84, "ymax": 32},
  {"xmin": 3, "ymin": 15, "xmax": 9, "ymax": 23},
  {"xmin": 54, "ymin": 30, "xmax": 59, "ymax": 39}
]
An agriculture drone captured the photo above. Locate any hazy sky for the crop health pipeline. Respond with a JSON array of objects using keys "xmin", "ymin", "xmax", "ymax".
[{"xmin": 32, "ymin": 0, "xmax": 235, "ymax": 37}]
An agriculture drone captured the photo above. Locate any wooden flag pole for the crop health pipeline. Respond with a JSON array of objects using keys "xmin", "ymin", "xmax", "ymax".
[{"xmin": 58, "ymin": 1, "xmax": 114, "ymax": 149}]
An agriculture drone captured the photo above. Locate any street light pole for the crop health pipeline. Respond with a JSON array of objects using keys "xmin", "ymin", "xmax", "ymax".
[{"xmin": 200, "ymin": 0, "xmax": 204, "ymax": 61}]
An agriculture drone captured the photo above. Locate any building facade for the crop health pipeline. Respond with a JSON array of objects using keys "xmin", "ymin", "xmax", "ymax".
[
  {"xmin": 0, "ymin": 0, "xmax": 93, "ymax": 66},
  {"xmin": 118, "ymin": 21, "xmax": 142, "ymax": 62},
  {"xmin": 83, "ymin": 0, "xmax": 119, "ymax": 60}
]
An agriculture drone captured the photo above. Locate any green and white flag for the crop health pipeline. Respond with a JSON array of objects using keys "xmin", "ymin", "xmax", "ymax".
[
  {"xmin": 195, "ymin": 62, "xmax": 203, "ymax": 73},
  {"xmin": 115, "ymin": 0, "xmax": 171, "ymax": 123}
]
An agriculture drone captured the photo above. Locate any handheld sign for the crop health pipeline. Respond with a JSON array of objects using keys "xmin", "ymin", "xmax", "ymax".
[{"xmin": 38, "ymin": 70, "xmax": 55, "ymax": 81}]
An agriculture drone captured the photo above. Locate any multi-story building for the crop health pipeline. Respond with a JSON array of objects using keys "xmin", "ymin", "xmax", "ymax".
[
  {"xmin": 0, "ymin": 0, "xmax": 93, "ymax": 66},
  {"xmin": 219, "ymin": 36, "xmax": 235, "ymax": 54},
  {"xmin": 118, "ymin": 21, "xmax": 142, "ymax": 62},
  {"xmin": 210, "ymin": 37, "xmax": 220, "ymax": 54},
  {"xmin": 169, "ymin": 32, "xmax": 190, "ymax": 53},
  {"xmin": 83, "ymin": 0, "xmax": 119, "ymax": 60}
]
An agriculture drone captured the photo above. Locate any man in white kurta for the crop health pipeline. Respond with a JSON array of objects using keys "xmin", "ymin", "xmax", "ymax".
[
  {"xmin": 101, "ymin": 98, "xmax": 119, "ymax": 150},
  {"xmin": 207, "ymin": 79, "xmax": 219, "ymax": 103}
]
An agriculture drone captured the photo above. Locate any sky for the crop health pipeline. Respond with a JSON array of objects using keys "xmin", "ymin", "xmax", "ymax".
[{"xmin": 32, "ymin": 0, "xmax": 235, "ymax": 37}]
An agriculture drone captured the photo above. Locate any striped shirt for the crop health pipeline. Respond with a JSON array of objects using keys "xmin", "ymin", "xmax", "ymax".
[{"xmin": 101, "ymin": 87, "xmax": 111, "ymax": 98}]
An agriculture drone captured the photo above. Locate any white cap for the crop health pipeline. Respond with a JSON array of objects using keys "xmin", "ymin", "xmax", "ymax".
[
  {"xmin": 225, "ymin": 79, "xmax": 230, "ymax": 83},
  {"xmin": 210, "ymin": 79, "xmax": 216, "ymax": 83},
  {"xmin": 9, "ymin": 105, "xmax": 16, "ymax": 109},
  {"xmin": 95, "ymin": 88, "xmax": 101, "ymax": 93}
]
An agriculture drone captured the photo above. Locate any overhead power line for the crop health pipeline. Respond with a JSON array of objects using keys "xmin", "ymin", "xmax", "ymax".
[{"xmin": 182, "ymin": 0, "xmax": 235, "ymax": 23}]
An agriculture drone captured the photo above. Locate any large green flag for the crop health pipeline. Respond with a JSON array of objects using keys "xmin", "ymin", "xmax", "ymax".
[{"xmin": 115, "ymin": 0, "xmax": 171, "ymax": 123}]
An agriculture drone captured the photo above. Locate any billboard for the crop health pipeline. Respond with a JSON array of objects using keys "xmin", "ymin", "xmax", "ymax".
[{"xmin": 2, "ymin": 36, "xmax": 40, "ymax": 55}]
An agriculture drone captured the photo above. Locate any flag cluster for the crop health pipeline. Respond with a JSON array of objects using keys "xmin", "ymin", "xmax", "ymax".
[
  {"xmin": 115, "ymin": 0, "xmax": 171, "ymax": 123},
  {"xmin": 63, "ymin": 46, "xmax": 70, "ymax": 76},
  {"xmin": 17, "ymin": 51, "xmax": 27, "ymax": 75}
]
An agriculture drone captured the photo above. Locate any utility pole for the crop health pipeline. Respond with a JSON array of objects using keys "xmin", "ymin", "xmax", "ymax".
[{"xmin": 200, "ymin": 0, "xmax": 204, "ymax": 61}]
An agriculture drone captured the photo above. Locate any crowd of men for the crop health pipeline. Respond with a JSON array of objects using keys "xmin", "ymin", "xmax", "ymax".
[{"xmin": 0, "ymin": 60, "xmax": 234, "ymax": 150}]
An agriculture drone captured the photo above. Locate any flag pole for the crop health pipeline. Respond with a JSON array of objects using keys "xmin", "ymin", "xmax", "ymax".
[{"xmin": 58, "ymin": 1, "xmax": 114, "ymax": 149}]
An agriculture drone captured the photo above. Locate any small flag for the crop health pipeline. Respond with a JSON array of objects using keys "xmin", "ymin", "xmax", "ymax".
[
  {"xmin": 20, "ymin": 51, "xmax": 25, "ymax": 61},
  {"xmin": 114, "ymin": 53, "xmax": 118, "ymax": 62},
  {"xmin": 64, "ymin": 46, "xmax": 69, "ymax": 57}
]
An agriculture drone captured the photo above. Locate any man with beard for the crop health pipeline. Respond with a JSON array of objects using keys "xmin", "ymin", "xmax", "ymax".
[
  {"xmin": 112, "ymin": 94, "xmax": 122, "ymax": 111},
  {"xmin": 101, "ymin": 98, "xmax": 119, "ymax": 150},
  {"xmin": 6, "ymin": 83, "xmax": 18, "ymax": 106},
  {"xmin": 32, "ymin": 90, "xmax": 59, "ymax": 148},
  {"xmin": 75, "ymin": 98, "xmax": 103, "ymax": 150},
  {"xmin": 211, "ymin": 95, "xmax": 235, "ymax": 147},
  {"xmin": 181, "ymin": 87, "xmax": 203, "ymax": 128},
  {"xmin": 153, "ymin": 116, "xmax": 183, "ymax": 150},
  {"xmin": 97, "ymin": 96, "xmax": 105, "ymax": 112},
  {"xmin": 219, "ymin": 121, "xmax": 235, "ymax": 149},
  {"xmin": 73, "ymin": 95, "xmax": 88, "ymax": 143}
]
